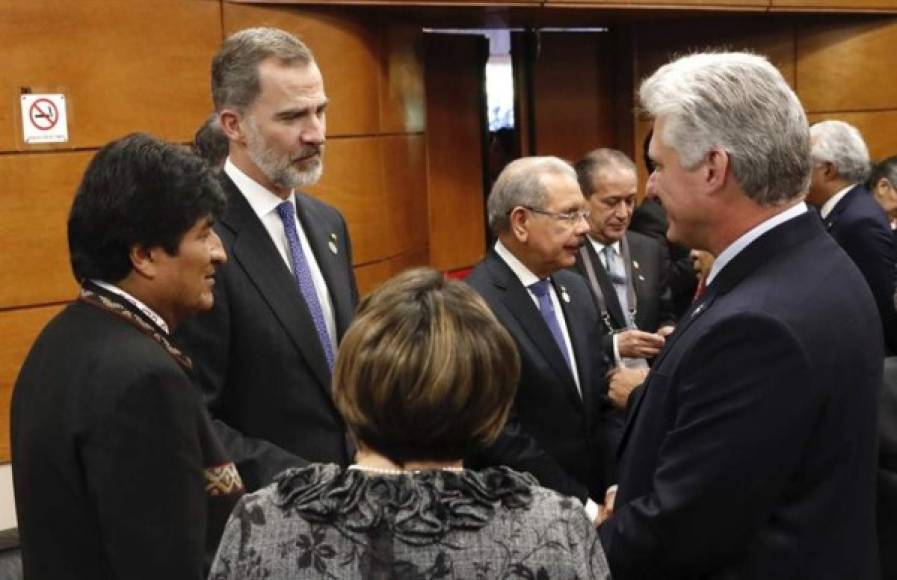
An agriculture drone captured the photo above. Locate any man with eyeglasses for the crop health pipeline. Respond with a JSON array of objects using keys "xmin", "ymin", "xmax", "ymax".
[{"xmin": 466, "ymin": 156, "xmax": 610, "ymax": 525}]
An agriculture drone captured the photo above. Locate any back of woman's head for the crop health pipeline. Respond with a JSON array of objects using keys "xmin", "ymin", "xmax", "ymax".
[{"xmin": 333, "ymin": 268, "xmax": 520, "ymax": 466}]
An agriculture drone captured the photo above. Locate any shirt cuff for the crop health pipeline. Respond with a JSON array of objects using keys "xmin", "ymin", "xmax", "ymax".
[
  {"xmin": 612, "ymin": 333, "xmax": 622, "ymax": 366},
  {"xmin": 585, "ymin": 498, "xmax": 601, "ymax": 523}
]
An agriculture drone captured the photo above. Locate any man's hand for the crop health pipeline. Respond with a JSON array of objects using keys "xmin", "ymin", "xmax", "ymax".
[
  {"xmin": 607, "ymin": 366, "xmax": 648, "ymax": 409},
  {"xmin": 657, "ymin": 325, "xmax": 675, "ymax": 338},
  {"xmin": 595, "ymin": 485, "xmax": 619, "ymax": 526},
  {"xmin": 617, "ymin": 329, "xmax": 665, "ymax": 358}
]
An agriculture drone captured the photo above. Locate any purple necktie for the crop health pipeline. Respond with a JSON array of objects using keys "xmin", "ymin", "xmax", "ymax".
[
  {"xmin": 276, "ymin": 201, "xmax": 334, "ymax": 370},
  {"xmin": 528, "ymin": 279, "xmax": 573, "ymax": 372}
]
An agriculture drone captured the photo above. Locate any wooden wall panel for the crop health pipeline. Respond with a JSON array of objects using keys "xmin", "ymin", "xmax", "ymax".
[
  {"xmin": 796, "ymin": 18, "xmax": 897, "ymax": 113},
  {"xmin": 380, "ymin": 24, "xmax": 427, "ymax": 135},
  {"xmin": 382, "ymin": 135, "xmax": 429, "ymax": 256},
  {"xmin": 532, "ymin": 31, "xmax": 617, "ymax": 162},
  {"xmin": 353, "ymin": 248, "xmax": 430, "ymax": 296},
  {"xmin": 635, "ymin": 20, "xmax": 796, "ymax": 88},
  {"xmin": 552, "ymin": 0, "xmax": 765, "ymax": 6},
  {"xmin": 807, "ymin": 110, "xmax": 897, "ymax": 161},
  {"xmin": 306, "ymin": 137, "xmax": 388, "ymax": 265},
  {"xmin": 224, "ymin": 4, "xmax": 382, "ymax": 136},
  {"xmin": 0, "ymin": 305, "xmax": 65, "ymax": 461},
  {"xmin": 774, "ymin": 0, "xmax": 897, "ymax": 10},
  {"xmin": 0, "ymin": 152, "xmax": 91, "ymax": 309},
  {"xmin": 424, "ymin": 34, "xmax": 488, "ymax": 272},
  {"xmin": 0, "ymin": 0, "xmax": 221, "ymax": 152}
]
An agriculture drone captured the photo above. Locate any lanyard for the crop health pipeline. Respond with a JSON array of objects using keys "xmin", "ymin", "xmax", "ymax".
[{"xmin": 579, "ymin": 237, "xmax": 638, "ymax": 332}]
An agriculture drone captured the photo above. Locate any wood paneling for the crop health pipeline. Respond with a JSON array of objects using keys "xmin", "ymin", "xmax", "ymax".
[
  {"xmin": 424, "ymin": 34, "xmax": 488, "ymax": 272},
  {"xmin": 0, "ymin": 0, "xmax": 221, "ymax": 152},
  {"xmin": 797, "ymin": 19, "xmax": 897, "ymax": 112},
  {"xmin": 635, "ymin": 20, "xmax": 796, "ymax": 87},
  {"xmin": 550, "ymin": 0, "xmax": 765, "ymax": 6},
  {"xmin": 382, "ymin": 135, "xmax": 429, "ymax": 256},
  {"xmin": 807, "ymin": 110, "xmax": 897, "ymax": 161},
  {"xmin": 0, "ymin": 152, "xmax": 91, "ymax": 309},
  {"xmin": 532, "ymin": 31, "xmax": 617, "ymax": 161},
  {"xmin": 774, "ymin": 0, "xmax": 897, "ymax": 10},
  {"xmin": 0, "ymin": 305, "xmax": 66, "ymax": 461},
  {"xmin": 353, "ymin": 247, "xmax": 430, "ymax": 296},
  {"xmin": 224, "ymin": 4, "xmax": 382, "ymax": 136},
  {"xmin": 307, "ymin": 137, "xmax": 388, "ymax": 265},
  {"xmin": 380, "ymin": 24, "xmax": 427, "ymax": 134}
]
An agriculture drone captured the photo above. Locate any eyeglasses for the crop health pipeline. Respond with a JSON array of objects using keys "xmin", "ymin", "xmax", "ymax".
[{"xmin": 521, "ymin": 206, "xmax": 591, "ymax": 225}]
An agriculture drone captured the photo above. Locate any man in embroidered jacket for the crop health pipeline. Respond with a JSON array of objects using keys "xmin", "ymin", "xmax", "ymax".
[{"xmin": 11, "ymin": 134, "xmax": 244, "ymax": 579}]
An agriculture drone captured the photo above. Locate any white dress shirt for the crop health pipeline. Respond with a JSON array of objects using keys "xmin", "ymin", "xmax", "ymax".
[
  {"xmin": 819, "ymin": 184, "xmax": 855, "ymax": 220},
  {"xmin": 225, "ymin": 159, "xmax": 337, "ymax": 354}
]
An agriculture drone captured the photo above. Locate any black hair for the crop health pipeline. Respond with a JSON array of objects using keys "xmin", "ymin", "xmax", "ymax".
[{"xmin": 68, "ymin": 133, "xmax": 226, "ymax": 283}]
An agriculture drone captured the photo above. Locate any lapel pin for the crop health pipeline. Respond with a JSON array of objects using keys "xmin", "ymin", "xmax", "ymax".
[
  {"xmin": 560, "ymin": 286, "xmax": 571, "ymax": 303},
  {"xmin": 638, "ymin": 274, "xmax": 645, "ymax": 282},
  {"xmin": 692, "ymin": 303, "xmax": 705, "ymax": 317},
  {"xmin": 328, "ymin": 240, "xmax": 338, "ymax": 255},
  {"xmin": 633, "ymin": 260, "xmax": 640, "ymax": 269},
  {"xmin": 330, "ymin": 233, "xmax": 337, "ymax": 241}
]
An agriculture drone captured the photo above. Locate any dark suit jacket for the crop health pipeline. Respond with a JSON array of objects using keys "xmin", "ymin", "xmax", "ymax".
[
  {"xmin": 823, "ymin": 184, "xmax": 897, "ymax": 354},
  {"xmin": 174, "ymin": 174, "xmax": 358, "ymax": 491},
  {"xmin": 599, "ymin": 211, "xmax": 882, "ymax": 579},
  {"xmin": 630, "ymin": 198, "xmax": 697, "ymax": 317},
  {"xmin": 571, "ymin": 231, "xmax": 675, "ymax": 359},
  {"xmin": 880, "ymin": 357, "xmax": 897, "ymax": 580},
  {"xmin": 465, "ymin": 250, "xmax": 608, "ymax": 502},
  {"xmin": 12, "ymin": 287, "xmax": 242, "ymax": 580}
]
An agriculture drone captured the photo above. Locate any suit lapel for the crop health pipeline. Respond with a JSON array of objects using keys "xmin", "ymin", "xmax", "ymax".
[
  {"xmin": 554, "ymin": 277, "xmax": 594, "ymax": 420},
  {"xmin": 617, "ymin": 211, "xmax": 825, "ymax": 456},
  {"xmin": 220, "ymin": 176, "xmax": 331, "ymax": 390},
  {"xmin": 294, "ymin": 195, "xmax": 354, "ymax": 339},
  {"xmin": 486, "ymin": 253, "xmax": 582, "ymax": 405},
  {"xmin": 824, "ymin": 184, "xmax": 861, "ymax": 233}
]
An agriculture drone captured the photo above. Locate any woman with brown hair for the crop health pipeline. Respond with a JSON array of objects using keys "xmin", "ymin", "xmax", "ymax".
[{"xmin": 209, "ymin": 267, "xmax": 609, "ymax": 579}]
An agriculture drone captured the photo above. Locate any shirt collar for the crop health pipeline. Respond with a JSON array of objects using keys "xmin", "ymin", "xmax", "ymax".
[
  {"xmin": 706, "ymin": 202, "xmax": 808, "ymax": 285},
  {"xmin": 494, "ymin": 239, "xmax": 542, "ymax": 289},
  {"xmin": 819, "ymin": 184, "xmax": 855, "ymax": 220},
  {"xmin": 224, "ymin": 157, "xmax": 296, "ymax": 219},
  {"xmin": 588, "ymin": 235, "xmax": 620, "ymax": 256},
  {"xmin": 90, "ymin": 279, "xmax": 170, "ymax": 334}
]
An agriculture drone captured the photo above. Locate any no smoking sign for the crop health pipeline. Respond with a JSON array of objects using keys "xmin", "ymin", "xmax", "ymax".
[{"xmin": 20, "ymin": 94, "xmax": 69, "ymax": 144}]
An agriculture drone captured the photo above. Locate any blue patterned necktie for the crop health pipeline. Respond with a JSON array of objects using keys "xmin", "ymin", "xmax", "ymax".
[
  {"xmin": 602, "ymin": 245, "xmax": 633, "ymax": 327},
  {"xmin": 275, "ymin": 201, "xmax": 334, "ymax": 370},
  {"xmin": 528, "ymin": 279, "xmax": 573, "ymax": 373}
]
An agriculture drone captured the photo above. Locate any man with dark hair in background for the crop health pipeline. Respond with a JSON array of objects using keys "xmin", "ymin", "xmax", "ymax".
[
  {"xmin": 174, "ymin": 27, "xmax": 359, "ymax": 491},
  {"xmin": 12, "ymin": 133, "xmax": 243, "ymax": 579},
  {"xmin": 193, "ymin": 113, "xmax": 229, "ymax": 169}
]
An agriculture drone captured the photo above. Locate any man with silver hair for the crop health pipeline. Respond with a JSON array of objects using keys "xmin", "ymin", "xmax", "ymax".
[
  {"xmin": 598, "ymin": 53, "xmax": 881, "ymax": 579},
  {"xmin": 466, "ymin": 156, "xmax": 610, "ymax": 524},
  {"xmin": 175, "ymin": 27, "xmax": 359, "ymax": 491},
  {"xmin": 807, "ymin": 120, "xmax": 897, "ymax": 354}
]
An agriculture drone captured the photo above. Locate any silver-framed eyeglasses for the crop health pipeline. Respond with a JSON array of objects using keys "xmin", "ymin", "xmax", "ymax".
[{"xmin": 521, "ymin": 206, "xmax": 590, "ymax": 225}]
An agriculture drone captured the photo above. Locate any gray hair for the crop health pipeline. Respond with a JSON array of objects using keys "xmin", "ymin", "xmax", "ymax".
[
  {"xmin": 487, "ymin": 156, "xmax": 577, "ymax": 235},
  {"xmin": 574, "ymin": 148, "xmax": 636, "ymax": 196},
  {"xmin": 810, "ymin": 120, "xmax": 870, "ymax": 184},
  {"xmin": 639, "ymin": 51, "xmax": 810, "ymax": 206},
  {"xmin": 212, "ymin": 27, "xmax": 315, "ymax": 113}
]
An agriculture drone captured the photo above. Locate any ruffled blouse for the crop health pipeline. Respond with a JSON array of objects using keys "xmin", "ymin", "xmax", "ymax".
[{"xmin": 209, "ymin": 464, "xmax": 610, "ymax": 579}]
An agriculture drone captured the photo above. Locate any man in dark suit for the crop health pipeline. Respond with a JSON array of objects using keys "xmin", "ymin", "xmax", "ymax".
[
  {"xmin": 571, "ymin": 148, "xmax": 676, "ymax": 480},
  {"xmin": 174, "ymin": 28, "xmax": 358, "ymax": 491},
  {"xmin": 807, "ymin": 120, "xmax": 897, "ymax": 355},
  {"xmin": 466, "ymin": 156, "xmax": 608, "ymax": 523},
  {"xmin": 599, "ymin": 53, "xmax": 881, "ymax": 579},
  {"xmin": 12, "ymin": 134, "xmax": 244, "ymax": 579},
  {"xmin": 572, "ymin": 149, "xmax": 675, "ymax": 367}
]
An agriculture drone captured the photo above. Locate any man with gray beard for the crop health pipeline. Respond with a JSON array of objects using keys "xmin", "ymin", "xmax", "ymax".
[{"xmin": 175, "ymin": 27, "xmax": 359, "ymax": 491}]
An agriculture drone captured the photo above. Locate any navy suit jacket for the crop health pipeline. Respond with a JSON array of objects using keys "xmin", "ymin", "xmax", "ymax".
[
  {"xmin": 599, "ymin": 211, "xmax": 882, "ymax": 579},
  {"xmin": 174, "ymin": 174, "xmax": 358, "ymax": 491},
  {"xmin": 824, "ymin": 184, "xmax": 897, "ymax": 354},
  {"xmin": 465, "ymin": 249, "xmax": 608, "ymax": 502}
]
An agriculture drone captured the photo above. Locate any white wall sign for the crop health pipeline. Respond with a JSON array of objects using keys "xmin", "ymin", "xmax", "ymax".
[{"xmin": 20, "ymin": 93, "xmax": 69, "ymax": 144}]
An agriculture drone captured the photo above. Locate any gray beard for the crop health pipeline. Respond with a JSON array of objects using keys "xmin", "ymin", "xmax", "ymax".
[{"xmin": 245, "ymin": 130, "xmax": 323, "ymax": 190}]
